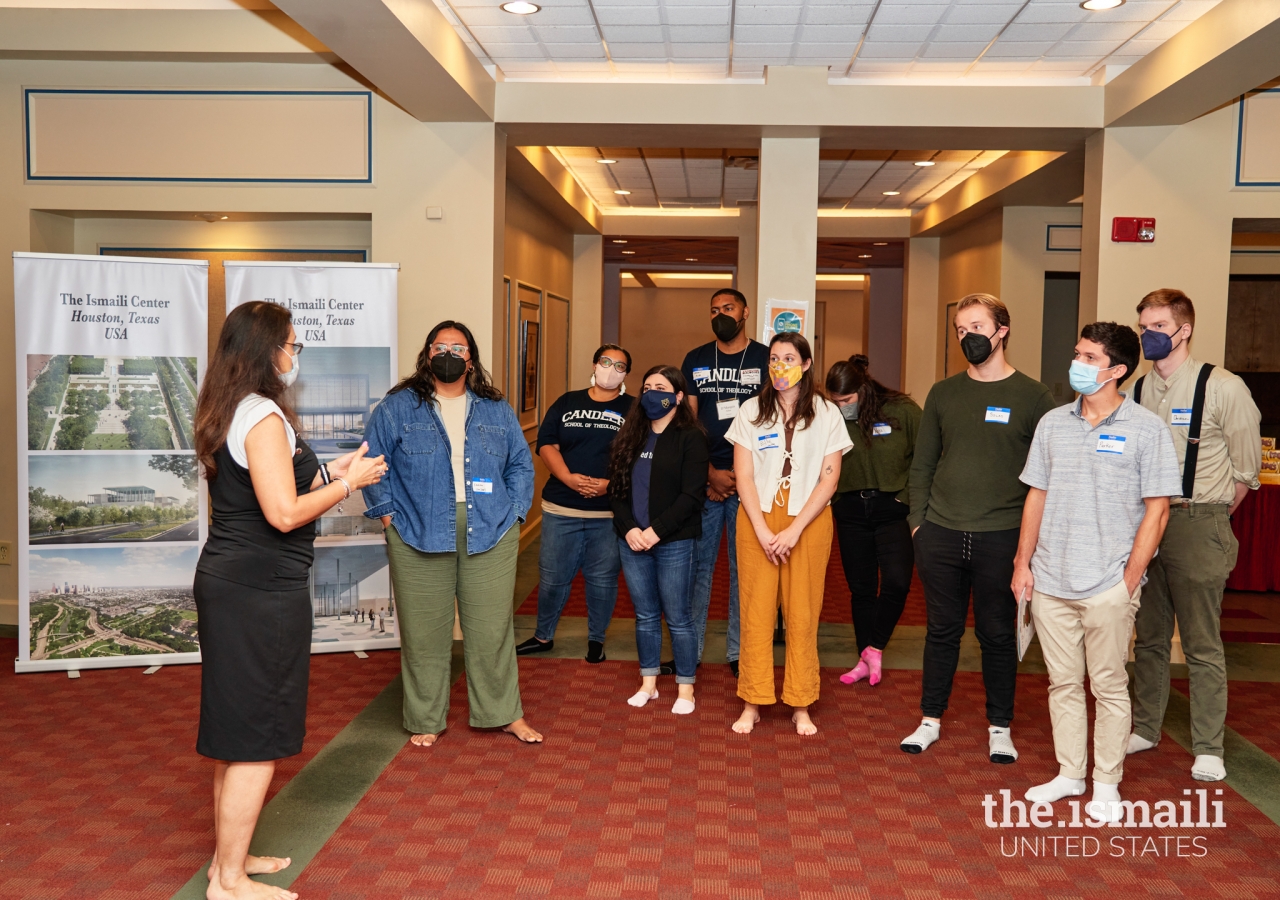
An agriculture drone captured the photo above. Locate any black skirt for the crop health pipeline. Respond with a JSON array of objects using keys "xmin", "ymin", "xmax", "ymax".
[{"xmin": 195, "ymin": 570, "xmax": 312, "ymax": 761}]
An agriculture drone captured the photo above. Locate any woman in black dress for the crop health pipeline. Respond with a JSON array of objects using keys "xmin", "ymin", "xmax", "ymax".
[{"xmin": 193, "ymin": 301, "xmax": 386, "ymax": 900}]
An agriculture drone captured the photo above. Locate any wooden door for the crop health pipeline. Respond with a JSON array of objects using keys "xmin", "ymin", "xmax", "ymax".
[
  {"xmin": 813, "ymin": 300, "xmax": 827, "ymax": 379},
  {"xmin": 1229, "ymin": 277, "xmax": 1280, "ymax": 371}
]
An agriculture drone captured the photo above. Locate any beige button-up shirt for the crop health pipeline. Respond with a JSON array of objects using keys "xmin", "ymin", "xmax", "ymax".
[{"xmin": 1136, "ymin": 356, "xmax": 1262, "ymax": 503}]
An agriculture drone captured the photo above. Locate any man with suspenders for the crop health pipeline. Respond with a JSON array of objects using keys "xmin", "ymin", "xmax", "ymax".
[{"xmin": 1127, "ymin": 289, "xmax": 1262, "ymax": 782}]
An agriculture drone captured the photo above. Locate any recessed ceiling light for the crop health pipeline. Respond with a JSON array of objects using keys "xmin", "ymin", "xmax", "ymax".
[
  {"xmin": 686, "ymin": 258, "xmax": 697, "ymax": 261},
  {"xmin": 621, "ymin": 250, "xmax": 636, "ymax": 255},
  {"xmin": 883, "ymin": 191, "xmax": 900, "ymax": 196},
  {"xmin": 597, "ymin": 158, "xmax": 617, "ymax": 164},
  {"xmin": 858, "ymin": 254, "xmax": 873, "ymax": 259},
  {"xmin": 612, "ymin": 239, "xmax": 627, "ymax": 244},
  {"xmin": 501, "ymin": 1, "xmax": 540, "ymax": 14},
  {"xmin": 914, "ymin": 161, "xmax": 936, "ymax": 167},
  {"xmin": 873, "ymin": 242, "xmax": 888, "ymax": 246},
  {"xmin": 614, "ymin": 189, "xmax": 631, "ymax": 195},
  {"xmin": 1080, "ymin": 0, "xmax": 1124, "ymax": 8}
]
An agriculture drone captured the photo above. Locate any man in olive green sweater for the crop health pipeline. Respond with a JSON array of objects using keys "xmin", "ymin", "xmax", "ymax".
[{"xmin": 900, "ymin": 294, "xmax": 1056, "ymax": 764}]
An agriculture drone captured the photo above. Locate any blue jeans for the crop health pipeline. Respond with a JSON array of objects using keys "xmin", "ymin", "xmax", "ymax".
[
  {"xmin": 691, "ymin": 493, "xmax": 741, "ymax": 663},
  {"xmin": 618, "ymin": 538, "xmax": 697, "ymax": 684},
  {"xmin": 534, "ymin": 512, "xmax": 621, "ymax": 643}
]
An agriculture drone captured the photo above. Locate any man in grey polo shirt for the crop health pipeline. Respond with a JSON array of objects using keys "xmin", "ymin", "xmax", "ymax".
[{"xmin": 1011, "ymin": 322, "xmax": 1181, "ymax": 824}]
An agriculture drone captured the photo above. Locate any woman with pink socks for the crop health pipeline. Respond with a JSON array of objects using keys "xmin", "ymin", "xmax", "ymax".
[{"xmin": 825, "ymin": 355, "xmax": 922, "ymax": 687}]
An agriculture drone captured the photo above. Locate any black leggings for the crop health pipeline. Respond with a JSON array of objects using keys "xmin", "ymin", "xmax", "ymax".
[
  {"xmin": 913, "ymin": 521, "xmax": 1019, "ymax": 727},
  {"xmin": 832, "ymin": 491, "xmax": 914, "ymax": 654}
]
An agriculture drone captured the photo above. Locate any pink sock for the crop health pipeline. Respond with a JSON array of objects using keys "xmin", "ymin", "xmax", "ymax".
[
  {"xmin": 840, "ymin": 660, "xmax": 869, "ymax": 685},
  {"xmin": 863, "ymin": 647, "xmax": 883, "ymax": 686}
]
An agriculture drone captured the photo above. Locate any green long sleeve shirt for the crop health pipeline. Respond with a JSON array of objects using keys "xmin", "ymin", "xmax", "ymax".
[
  {"xmin": 835, "ymin": 396, "xmax": 923, "ymax": 503},
  {"xmin": 908, "ymin": 370, "xmax": 1056, "ymax": 533}
]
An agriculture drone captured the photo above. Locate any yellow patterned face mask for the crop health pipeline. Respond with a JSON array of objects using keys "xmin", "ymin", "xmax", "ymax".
[{"xmin": 769, "ymin": 361, "xmax": 803, "ymax": 391}]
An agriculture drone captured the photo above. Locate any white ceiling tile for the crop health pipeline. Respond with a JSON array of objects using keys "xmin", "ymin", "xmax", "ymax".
[
  {"xmin": 802, "ymin": 5, "xmax": 875, "ymax": 26},
  {"xmin": 873, "ymin": 4, "xmax": 949, "ymax": 26},
  {"xmin": 867, "ymin": 24, "xmax": 936, "ymax": 42},
  {"xmin": 595, "ymin": 6, "xmax": 663, "ymax": 26},
  {"xmin": 938, "ymin": 3, "xmax": 1023, "ymax": 25},
  {"xmin": 483, "ymin": 42, "xmax": 550, "ymax": 58},
  {"xmin": 608, "ymin": 43, "xmax": 667, "ymax": 57},
  {"xmin": 735, "ymin": 5, "xmax": 804, "ymax": 25},
  {"xmin": 540, "ymin": 42, "xmax": 609, "ymax": 57},
  {"xmin": 733, "ymin": 24, "xmax": 799, "ymax": 42},
  {"xmin": 1002, "ymin": 22, "xmax": 1077, "ymax": 42},
  {"xmin": 600, "ymin": 24, "xmax": 667, "ymax": 42},
  {"xmin": 529, "ymin": 25, "xmax": 602, "ymax": 42},
  {"xmin": 670, "ymin": 43, "xmax": 729, "ymax": 57},
  {"xmin": 733, "ymin": 43, "xmax": 796, "ymax": 56},
  {"xmin": 664, "ymin": 6, "xmax": 732, "ymax": 25},
  {"xmin": 1138, "ymin": 19, "xmax": 1193, "ymax": 40},
  {"xmin": 1044, "ymin": 40, "xmax": 1123, "ymax": 57},
  {"xmin": 469, "ymin": 25, "xmax": 541, "ymax": 43},
  {"xmin": 797, "ymin": 24, "xmax": 866, "ymax": 43},
  {"xmin": 857, "ymin": 41, "xmax": 924, "ymax": 59},
  {"xmin": 919, "ymin": 41, "xmax": 990, "ymax": 59},
  {"xmin": 668, "ymin": 24, "xmax": 731, "ymax": 41},
  {"xmin": 985, "ymin": 41, "xmax": 1057, "ymax": 57},
  {"xmin": 1066, "ymin": 20, "xmax": 1149, "ymax": 41},
  {"xmin": 929, "ymin": 23, "xmax": 1003, "ymax": 43}
]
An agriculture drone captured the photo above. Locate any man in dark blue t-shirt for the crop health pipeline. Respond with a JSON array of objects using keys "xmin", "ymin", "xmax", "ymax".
[{"xmin": 680, "ymin": 288, "xmax": 769, "ymax": 676}]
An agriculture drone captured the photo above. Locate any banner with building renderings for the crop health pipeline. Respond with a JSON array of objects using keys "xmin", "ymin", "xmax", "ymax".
[
  {"xmin": 225, "ymin": 261, "xmax": 400, "ymax": 654},
  {"xmin": 15, "ymin": 252, "xmax": 208, "ymax": 673}
]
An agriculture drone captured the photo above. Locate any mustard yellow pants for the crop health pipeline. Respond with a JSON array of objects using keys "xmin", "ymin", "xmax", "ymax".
[{"xmin": 735, "ymin": 488, "xmax": 833, "ymax": 708}]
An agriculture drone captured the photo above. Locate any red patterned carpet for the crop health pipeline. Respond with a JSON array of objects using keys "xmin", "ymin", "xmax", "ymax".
[
  {"xmin": 0, "ymin": 639, "xmax": 400, "ymax": 900},
  {"xmin": 1175, "ymin": 677, "xmax": 1280, "ymax": 765},
  {"xmin": 516, "ymin": 535, "xmax": 938, "ymax": 627},
  {"xmin": 290, "ymin": 657, "xmax": 1280, "ymax": 899}
]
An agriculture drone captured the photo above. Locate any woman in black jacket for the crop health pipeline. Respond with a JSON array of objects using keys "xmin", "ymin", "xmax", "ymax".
[{"xmin": 609, "ymin": 365, "xmax": 708, "ymax": 714}]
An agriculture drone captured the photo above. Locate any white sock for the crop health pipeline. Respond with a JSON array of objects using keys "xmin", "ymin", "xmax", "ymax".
[
  {"xmin": 1087, "ymin": 782, "xmax": 1124, "ymax": 825},
  {"xmin": 1126, "ymin": 732, "xmax": 1158, "ymax": 755},
  {"xmin": 671, "ymin": 697, "xmax": 695, "ymax": 715},
  {"xmin": 627, "ymin": 689, "xmax": 657, "ymax": 708},
  {"xmin": 1192, "ymin": 755, "xmax": 1226, "ymax": 781},
  {"xmin": 1025, "ymin": 775, "xmax": 1086, "ymax": 803},
  {"xmin": 900, "ymin": 719, "xmax": 940, "ymax": 754},
  {"xmin": 988, "ymin": 726, "xmax": 1018, "ymax": 763}
]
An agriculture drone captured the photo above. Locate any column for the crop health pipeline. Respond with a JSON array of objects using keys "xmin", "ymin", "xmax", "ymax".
[{"xmin": 755, "ymin": 137, "xmax": 820, "ymax": 343}]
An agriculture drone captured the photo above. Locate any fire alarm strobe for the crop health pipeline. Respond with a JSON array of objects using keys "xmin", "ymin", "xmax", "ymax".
[{"xmin": 1112, "ymin": 217, "xmax": 1156, "ymax": 242}]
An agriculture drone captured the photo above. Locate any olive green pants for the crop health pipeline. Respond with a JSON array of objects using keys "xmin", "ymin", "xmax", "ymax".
[
  {"xmin": 1131, "ymin": 503, "xmax": 1237, "ymax": 758},
  {"xmin": 386, "ymin": 507, "xmax": 522, "ymax": 736}
]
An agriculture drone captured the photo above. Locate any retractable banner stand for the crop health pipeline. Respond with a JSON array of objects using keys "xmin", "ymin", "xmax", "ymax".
[
  {"xmin": 224, "ymin": 261, "xmax": 400, "ymax": 654},
  {"xmin": 14, "ymin": 252, "xmax": 209, "ymax": 673}
]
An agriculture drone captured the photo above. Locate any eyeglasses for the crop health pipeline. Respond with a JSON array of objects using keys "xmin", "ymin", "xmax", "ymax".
[
  {"xmin": 282, "ymin": 342, "xmax": 304, "ymax": 355},
  {"xmin": 430, "ymin": 343, "xmax": 470, "ymax": 357},
  {"xmin": 596, "ymin": 358, "xmax": 628, "ymax": 373}
]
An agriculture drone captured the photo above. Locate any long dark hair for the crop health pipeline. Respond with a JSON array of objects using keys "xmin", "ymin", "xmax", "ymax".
[
  {"xmin": 825, "ymin": 354, "xmax": 911, "ymax": 437},
  {"xmin": 608, "ymin": 365, "xmax": 702, "ymax": 500},
  {"xmin": 195, "ymin": 301, "xmax": 301, "ymax": 481},
  {"xmin": 390, "ymin": 320, "xmax": 503, "ymax": 406},
  {"xmin": 752, "ymin": 332, "xmax": 819, "ymax": 430}
]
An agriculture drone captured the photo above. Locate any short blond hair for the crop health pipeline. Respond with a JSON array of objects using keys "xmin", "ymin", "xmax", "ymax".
[
  {"xmin": 955, "ymin": 293, "xmax": 1010, "ymax": 349},
  {"xmin": 1136, "ymin": 288, "xmax": 1195, "ymax": 331}
]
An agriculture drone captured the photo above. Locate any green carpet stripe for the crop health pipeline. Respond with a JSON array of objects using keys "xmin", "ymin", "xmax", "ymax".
[{"xmin": 1161, "ymin": 687, "xmax": 1280, "ymax": 827}]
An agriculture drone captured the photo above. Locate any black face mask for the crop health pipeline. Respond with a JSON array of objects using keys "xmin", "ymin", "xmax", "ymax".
[
  {"xmin": 960, "ymin": 331, "xmax": 998, "ymax": 366},
  {"xmin": 430, "ymin": 352, "xmax": 467, "ymax": 384},
  {"xmin": 712, "ymin": 313, "xmax": 743, "ymax": 343}
]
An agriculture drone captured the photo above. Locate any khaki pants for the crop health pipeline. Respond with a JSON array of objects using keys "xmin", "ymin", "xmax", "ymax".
[
  {"xmin": 735, "ymin": 489, "xmax": 833, "ymax": 708},
  {"xmin": 1031, "ymin": 580, "xmax": 1140, "ymax": 785},
  {"xmin": 385, "ymin": 507, "xmax": 523, "ymax": 736},
  {"xmin": 1132, "ymin": 504, "xmax": 1236, "ymax": 758}
]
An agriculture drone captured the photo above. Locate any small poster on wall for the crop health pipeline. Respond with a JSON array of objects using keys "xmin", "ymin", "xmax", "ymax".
[
  {"xmin": 14, "ymin": 251, "xmax": 209, "ymax": 673},
  {"xmin": 762, "ymin": 298, "xmax": 812, "ymax": 343}
]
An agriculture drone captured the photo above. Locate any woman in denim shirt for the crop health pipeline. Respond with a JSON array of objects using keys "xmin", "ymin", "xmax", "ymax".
[{"xmin": 363, "ymin": 321, "xmax": 541, "ymax": 747}]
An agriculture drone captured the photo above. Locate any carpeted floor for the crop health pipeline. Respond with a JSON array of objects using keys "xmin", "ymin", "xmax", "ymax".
[
  {"xmin": 289, "ymin": 657, "xmax": 1280, "ymax": 899},
  {"xmin": 1175, "ymin": 677, "xmax": 1280, "ymax": 766},
  {"xmin": 0, "ymin": 639, "xmax": 400, "ymax": 900}
]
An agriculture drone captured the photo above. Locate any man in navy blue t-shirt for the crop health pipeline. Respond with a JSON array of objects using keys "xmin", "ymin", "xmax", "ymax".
[{"xmin": 680, "ymin": 288, "xmax": 769, "ymax": 676}]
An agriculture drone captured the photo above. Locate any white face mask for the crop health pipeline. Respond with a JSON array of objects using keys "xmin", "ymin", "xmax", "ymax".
[
  {"xmin": 278, "ymin": 349, "xmax": 300, "ymax": 387},
  {"xmin": 594, "ymin": 362, "xmax": 625, "ymax": 391}
]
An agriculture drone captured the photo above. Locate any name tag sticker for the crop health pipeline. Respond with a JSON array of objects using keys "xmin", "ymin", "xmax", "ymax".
[
  {"xmin": 872, "ymin": 423, "xmax": 892, "ymax": 436},
  {"xmin": 472, "ymin": 478, "xmax": 494, "ymax": 494},
  {"xmin": 691, "ymin": 367, "xmax": 711, "ymax": 382},
  {"xmin": 716, "ymin": 398, "xmax": 740, "ymax": 421},
  {"xmin": 985, "ymin": 406, "xmax": 1011, "ymax": 424},
  {"xmin": 1171, "ymin": 408, "xmax": 1192, "ymax": 426},
  {"xmin": 757, "ymin": 432, "xmax": 780, "ymax": 451},
  {"xmin": 1096, "ymin": 435, "xmax": 1126, "ymax": 455},
  {"xmin": 740, "ymin": 368, "xmax": 761, "ymax": 385}
]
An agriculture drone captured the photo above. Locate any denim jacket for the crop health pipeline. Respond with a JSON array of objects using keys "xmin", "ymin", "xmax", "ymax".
[{"xmin": 362, "ymin": 388, "xmax": 534, "ymax": 554}]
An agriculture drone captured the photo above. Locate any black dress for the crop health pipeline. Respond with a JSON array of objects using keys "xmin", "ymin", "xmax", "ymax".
[{"xmin": 195, "ymin": 433, "xmax": 319, "ymax": 761}]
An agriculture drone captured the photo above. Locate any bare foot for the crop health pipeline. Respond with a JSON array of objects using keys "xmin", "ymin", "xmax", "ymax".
[
  {"xmin": 206, "ymin": 870, "xmax": 298, "ymax": 900},
  {"xmin": 792, "ymin": 708, "xmax": 817, "ymax": 736},
  {"xmin": 731, "ymin": 703, "xmax": 760, "ymax": 734},
  {"xmin": 410, "ymin": 733, "xmax": 438, "ymax": 747},
  {"xmin": 503, "ymin": 717, "xmax": 544, "ymax": 743},
  {"xmin": 208, "ymin": 857, "xmax": 291, "ymax": 881}
]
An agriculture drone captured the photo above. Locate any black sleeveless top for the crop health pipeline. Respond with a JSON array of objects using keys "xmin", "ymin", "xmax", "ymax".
[{"xmin": 196, "ymin": 431, "xmax": 320, "ymax": 592}]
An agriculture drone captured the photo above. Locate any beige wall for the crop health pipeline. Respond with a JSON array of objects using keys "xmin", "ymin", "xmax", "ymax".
[
  {"xmin": 620, "ymin": 287, "xmax": 717, "ymax": 393},
  {"xmin": 1084, "ymin": 102, "xmax": 1280, "ymax": 369},
  {"xmin": 903, "ymin": 237, "xmax": 941, "ymax": 399},
  {"xmin": 0, "ymin": 59, "xmax": 505, "ymax": 626},
  {"xmin": 999, "ymin": 206, "xmax": 1082, "ymax": 377},
  {"xmin": 937, "ymin": 209, "xmax": 1003, "ymax": 376},
  {"xmin": 817, "ymin": 289, "xmax": 865, "ymax": 378}
]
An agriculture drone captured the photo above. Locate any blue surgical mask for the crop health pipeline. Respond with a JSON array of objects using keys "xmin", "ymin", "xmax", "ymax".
[
  {"xmin": 1069, "ymin": 360, "xmax": 1114, "ymax": 396},
  {"xmin": 1140, "ymin": 328, "xmax": 1182, "ymax": 361},
  {"xmin": 279, "ymin": 350, "xmax": 300, "ymax": 387},
  {"xmin": 640, "ymin": 390, "xmax": 678, "ymax": 420}
]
